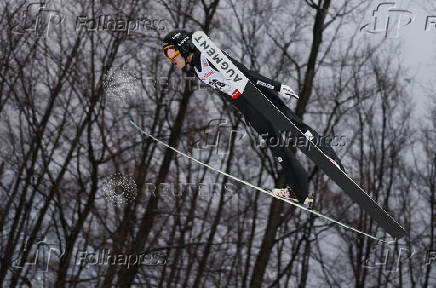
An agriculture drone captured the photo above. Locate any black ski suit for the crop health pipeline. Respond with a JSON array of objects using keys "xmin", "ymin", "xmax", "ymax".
[{"xmin": 190, "ymin": 50, "xmax": 341, "ymax": 203}]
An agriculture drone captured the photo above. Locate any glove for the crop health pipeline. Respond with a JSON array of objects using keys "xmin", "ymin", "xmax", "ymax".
[{"xmin": 279, "ymin": 84, "xmax": 299, "ymax": 102}]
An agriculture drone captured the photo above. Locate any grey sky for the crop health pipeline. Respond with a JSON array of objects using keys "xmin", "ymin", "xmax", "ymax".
[
  {"xmin": 383, "ymin": 0, "xmax": 435, "ymax": 117},
  {"xmin": 357, "ymin": 0, "xmax": 435, "ymax": 118},
  {"xmin": 402, "ymin": 0, "xmax": 436, "ymax": 117}
]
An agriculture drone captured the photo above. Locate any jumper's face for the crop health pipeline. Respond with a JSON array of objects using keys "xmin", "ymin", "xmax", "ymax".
[
  {"xmin": 171, "ymin": 54, "xmax": 186, "ymax": 69},
  {"xmin": 164, "ymin": 45, "xmax": 186, "ymax": 69}
]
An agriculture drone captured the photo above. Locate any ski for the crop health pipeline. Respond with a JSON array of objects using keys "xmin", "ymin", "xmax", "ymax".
[
  {"xmin": 191, "ymin": 31, "xmax": 406, "ymax": 239},
  {"xmin": 130, "ymin": 119, "xmax": 390, "ymax": 242}
]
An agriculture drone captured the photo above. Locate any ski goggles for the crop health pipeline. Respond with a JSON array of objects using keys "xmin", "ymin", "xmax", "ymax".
[{"xmin": 163, "ymin": 45, "xmax": 180, "ymax": 60}]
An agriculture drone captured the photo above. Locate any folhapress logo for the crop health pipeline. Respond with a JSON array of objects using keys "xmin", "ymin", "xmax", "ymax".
[
  {"xmin": 11, "ymin": 239, "xmax": 64, "ymax": 272},
  {"xmin": 360, "ymin": 2, "xmax": 414, "ymax": 38},
  {"xmin": 12, "ymin": 1, "xmax": 65, "ymax": 37}
]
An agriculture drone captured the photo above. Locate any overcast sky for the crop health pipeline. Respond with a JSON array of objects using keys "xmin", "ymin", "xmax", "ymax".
[
  {"xmin": 384, "ymin": 0, "xmax": 435, "ymax": 118},
  {"xmin": 357, "ymin": 0, "xmax": 435, "ymax": 119}
]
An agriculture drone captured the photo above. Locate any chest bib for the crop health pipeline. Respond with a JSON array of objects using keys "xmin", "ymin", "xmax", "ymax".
[{"xmin": 194, "ymin": 54, "xmax": 241, "ymax": 99}]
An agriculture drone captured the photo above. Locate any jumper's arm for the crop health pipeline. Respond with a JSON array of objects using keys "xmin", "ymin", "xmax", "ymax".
[{"xmin": 224, "ymin": 52, "xmax": 282, "ymax": 92}]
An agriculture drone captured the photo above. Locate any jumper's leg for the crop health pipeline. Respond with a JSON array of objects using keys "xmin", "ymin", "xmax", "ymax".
[
  {"xmin": 278, "ymin": 106, "xmax": 346, "ymax": 172},
  {"xmin": 264, "ymin": 133, "xmax": 310, "ymax": 203}
]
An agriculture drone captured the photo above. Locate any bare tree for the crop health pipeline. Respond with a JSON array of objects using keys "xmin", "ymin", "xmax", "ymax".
[{"xmin": 1, "ymin": 0, "xmax": 434, "ymax": 287}]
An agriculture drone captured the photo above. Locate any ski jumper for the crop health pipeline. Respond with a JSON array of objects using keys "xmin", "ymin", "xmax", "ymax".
[{"xmin": 190, "ymin": 50, "xmax": 340, "ymax": 203}]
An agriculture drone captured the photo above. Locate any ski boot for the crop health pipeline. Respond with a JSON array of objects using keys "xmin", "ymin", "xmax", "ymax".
[{"xmin": 271, "ymin": 187, "xmax": 314, "ymax": 207}]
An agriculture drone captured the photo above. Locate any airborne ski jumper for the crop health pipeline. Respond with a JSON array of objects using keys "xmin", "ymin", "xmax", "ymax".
[
  {"xmin": 162, "ymin": 29, "xmax": 344, "ymax": 204},
  {"xmin": 159, "ymin": 29, "xmax": 406, "ymax": 238}
]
